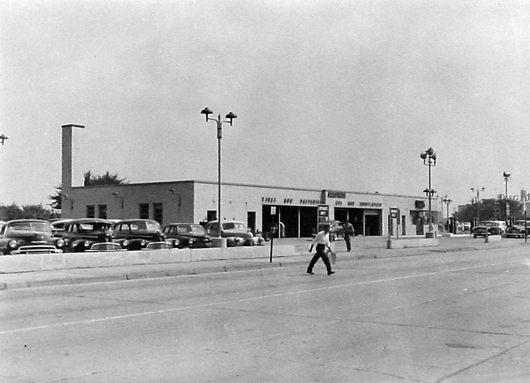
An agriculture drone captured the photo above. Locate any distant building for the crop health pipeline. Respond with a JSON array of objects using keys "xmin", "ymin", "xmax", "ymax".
[{"xmin": 60, "ymin": 124, "xmax": 435, "ymax": 237}]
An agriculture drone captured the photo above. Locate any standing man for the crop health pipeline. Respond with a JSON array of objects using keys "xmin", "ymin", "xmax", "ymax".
[
  {"xmin": 343, "ymin": 220, "xmax": 355, "ymax": 252},
  {"xmin": 307, "ymin": 224, "xmax": 335, "ymax": 275}
]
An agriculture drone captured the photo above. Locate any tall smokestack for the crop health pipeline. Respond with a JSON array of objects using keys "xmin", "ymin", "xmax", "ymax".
[{"xmin": 61, "ymin": 124, "xmax": 85, "ymax": 192}]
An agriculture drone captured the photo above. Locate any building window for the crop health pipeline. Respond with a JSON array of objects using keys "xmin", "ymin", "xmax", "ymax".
[
  {"xmin": 207, "ymin": 210, "xmax": 217, "ymax": 222},
  {"xmin": 139, "ymin": 203, "xmax": 149, "ymax": 219},
  {"xmin": 153, "ymin": 203, "xmax": 163, "ymax": 225},
  {"xmin": 98, "ymin": 205, "xmax": 107, "ymax": 219},
  {"xmin": 86, "ymin": 205, "xmax": 95, "ymax": 218}
]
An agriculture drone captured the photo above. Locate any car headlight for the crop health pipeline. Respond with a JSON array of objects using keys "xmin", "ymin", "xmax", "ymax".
[
  {"xmin": 234, "ymin": 237, "xmax": 243, "ymax": 244},
  {"xmin": 188, "ymin": 238, "xmax": 194, "ymax": 245},
  {"xmin": 172, "ymin": 239, "xmax": 180, "ymax": 247},
  {"xmin": 56, "ymin": 239, "xmax": 65, "ymax": 248},
  {"xmin": 121, "ymin": 239, "xmax": 129, "ymax": 248},
  {"xmin": 140, "ymin": 240, "xmax": 147, "ymax": 247},
  {"xmin": 8, "ymin": 240, "xmax": 18, "ymax": 249},
  {"xmin": 83, "ymin": 240, "xmax": 91, "ymax": 248}
]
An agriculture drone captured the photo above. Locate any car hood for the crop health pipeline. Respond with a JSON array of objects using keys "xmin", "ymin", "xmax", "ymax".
[{"xmin": 5, "ymin": 232, "xmax": 53, "ymax": 242}]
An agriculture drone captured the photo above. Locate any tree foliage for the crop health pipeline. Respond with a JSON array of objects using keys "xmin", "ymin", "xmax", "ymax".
[
  {"xmin": 0, "ymin": 203, "xmax": 57, "ymax": 221},
  {"xmin": 84, "ymin": 171, "xmax": 128, "ymax": 186},
  {"xmin": 49, "ymin": 171, "xmax": 128, "ymax": 210},
  {"xmin": 454, "ymin": 198, "xmax": 524, "ymax": 223}
]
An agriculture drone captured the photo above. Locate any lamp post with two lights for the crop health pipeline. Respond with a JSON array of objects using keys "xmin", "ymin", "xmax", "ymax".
[
  {"xmin": 201, "ymin": 107, "xmax": 237, "ymax": 247},
  {"xmin": 420, "ymin": 147, "xmax": 436, "ymax": 237}
]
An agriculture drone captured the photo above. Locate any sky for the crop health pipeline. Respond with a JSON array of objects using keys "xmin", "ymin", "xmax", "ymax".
[{"xmin": 1, "ymin": 0, "xmax": 529, "ymax": 214}]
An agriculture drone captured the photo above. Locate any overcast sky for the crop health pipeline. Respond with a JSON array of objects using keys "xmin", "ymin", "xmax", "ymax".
[{"xmin": 1, "ymin": 0, "xmax": 529, "ymax": 213}]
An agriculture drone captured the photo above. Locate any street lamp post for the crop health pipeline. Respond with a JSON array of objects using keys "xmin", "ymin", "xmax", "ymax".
[
  {"xmin": 443, "ymin": 196, "xmax": 452, "ymax": 232},
  {"xmin": 0, "ymin": 134, "xmax": 8, "ymax": 145},
  {"xmin": 420, "ymin": 147, "xmax": 436, "ymax": 237},
  {"xmin": 503, "ymin": 172, "xmax": 511, "ymax": 223},
  {"xmin": 471, "ymin": 187, "xmax": 485, "ymax": 224},
  {"xmin": 201, "ymin": 107, "xmax": 237, "ymax": 247}
]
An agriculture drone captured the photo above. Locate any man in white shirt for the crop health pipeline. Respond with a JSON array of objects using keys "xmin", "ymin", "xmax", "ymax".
[{"xmin": 307, "ymin": 224, "xmax": 335, "ymax": 275}]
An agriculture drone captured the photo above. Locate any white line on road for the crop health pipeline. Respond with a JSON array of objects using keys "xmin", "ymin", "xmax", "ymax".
[{"xmin": 0, "ymin": 262, "xmax": 501, "ymax": 335}]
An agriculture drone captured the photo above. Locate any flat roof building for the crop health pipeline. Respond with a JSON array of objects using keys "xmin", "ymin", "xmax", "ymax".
[{"xmin": 61, "ymin": 124, "xmax": 436, "ymax": 237}]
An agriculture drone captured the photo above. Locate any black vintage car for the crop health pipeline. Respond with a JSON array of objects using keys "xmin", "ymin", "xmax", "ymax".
[
  {"xmin": 471, "ymin": 225, "xmax": 503, "ymax": 238},
  {"xmin": 112, "ymin": 219, "xmax": 168, "ymax": 250},
  {"xmin": 0, "ymin": 219, "xmax": 65, "ymax": 255},
  {"xmin": 60, "ymin": 218, "xmax": 119, "ymax": 253},
  {"xmin": 163, "ymin": 223, "xmax": 211, "ymax": 248}
]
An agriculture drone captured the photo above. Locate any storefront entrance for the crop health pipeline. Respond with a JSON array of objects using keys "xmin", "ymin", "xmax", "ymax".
[
  {"xmin": 334, "ymin": 207, "xmax": 381, "ymax": 236},
  {"xmin": 262, "ymin": 205, "xmax": 318, "ymax": 238}
]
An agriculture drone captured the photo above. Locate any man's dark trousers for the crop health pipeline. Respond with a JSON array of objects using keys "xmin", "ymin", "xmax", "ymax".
[
  {"xmin": 344, "ymin": 233, "xmax": 352, "ymax": 251},
  {"xmin": 307, "ymin": 243, "xmax": 332, "ymax": 274}
]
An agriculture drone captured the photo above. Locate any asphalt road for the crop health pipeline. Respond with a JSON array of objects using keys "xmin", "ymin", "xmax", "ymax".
[{"xmin": 1, "ymin": 242, "xmax": 530, "ymax": 382}]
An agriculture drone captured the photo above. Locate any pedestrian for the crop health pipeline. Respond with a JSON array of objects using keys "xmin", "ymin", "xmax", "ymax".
[
  {"xmin": 307, "ymin": 224, "xmax": 335, "ymax": 275},
  {"xmin": 342, "ymin": 220, "xmax": 355, "ymax": 252}
]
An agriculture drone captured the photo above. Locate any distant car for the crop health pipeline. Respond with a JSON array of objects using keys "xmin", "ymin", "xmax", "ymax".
[
  {"xmin": 50, "ymin": 219, "xmax": 73, "ymax": 236},
  {"xmin": 504, "ymin": 226, "xmax": 525, "ymax": 239},
  {"xmin": 145, "ymin": 241, "xmax": 173, "ymax": 250},
  {"xmin": 87, "ymin": 242, "xmax": 125, "ymax": 252},
  {"xmin": 0, "ymin": 219, "xmax": 65, "ymax": 255},
  {"xmin": 313, "ymin": 220, "xmax": 344, "ymax": 240},
  {"xmin": 163, "ymin": 223, "xmax": 212, "ymax": 248},
  {"xmin": 478, "ymin": 221, "xmax": 506, "ymax": 235},
  {"xmin": 471, "ymin": 225, "xmax": 503, "ymax": 238},
  {"xmin": 113, "ymin": 219, "xmax": 167, "ymax": 250},
  {"xmin": 204, "ymin": 221, "xmax": 264, "ymax": 247},
  {"xmin": 61, "ymin": 218, "xmax": 118, "ymax": 253}
]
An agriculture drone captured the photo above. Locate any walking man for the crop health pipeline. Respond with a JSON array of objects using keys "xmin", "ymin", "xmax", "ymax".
[
  {"xmin": 307, "ymin": 224, "xmax": 335, "ymax": 275},
  {"xmin": 343, "ymin": 220, "xmax": 355, "ymax": 252}
]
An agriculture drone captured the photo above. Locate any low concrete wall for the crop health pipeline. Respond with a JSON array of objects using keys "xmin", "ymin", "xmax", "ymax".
[
  {"xmin": 386, "ymin": 237, "xmax": 439, "ymax": 249},
  {"xmin": 0, "ymin": 244, "xmax": 309, "ymax": 273}
]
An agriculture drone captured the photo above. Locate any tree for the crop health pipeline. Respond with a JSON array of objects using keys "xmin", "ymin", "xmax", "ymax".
[
  {"xmin": 84, "ymin": 171, "xmax": 128, "ymax": 186},
  {"xmin": 49, "ymin": 171, "xmax": 128, "ymax": 212},
  {"xmin": 0, "ymin": 203, "xmax": 54, "ymax": 221}
]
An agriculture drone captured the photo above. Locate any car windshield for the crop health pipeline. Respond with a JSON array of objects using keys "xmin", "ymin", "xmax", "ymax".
[
  {"xmin": 79, "ymin": 223, "xmax": 111, "ymax": 232},
  {"xmin": 222, "ymin": 222, "xmax": 246, "ymax": 230},
  {"xmin": 7, "ymin": 222, "xmax": 52, "ymax": 234},
  {"xmin": 176, "ymin": 224, "xmax": 206, "ymax": 235},
  {"xmin": 129, "ymin": 221, "xmax": 160, "ymax": 231}
]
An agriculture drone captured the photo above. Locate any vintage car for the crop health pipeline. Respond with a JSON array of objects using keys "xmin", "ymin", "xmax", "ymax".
[
  {"xmin": 0, "ymin": 219, "xmax": 65, "ymax": 255},
  {"xmin": 163, "ymin": 223, "xmax": 212, "ymax": 248},
  {"xmin": 204, "ymin": 220, "xmax": 264, "ymax": 247},
  {"xmin": 50, "ymin": 219, "xmax": 73, "ymax": 235},
  {"xmin": 313, "ymin": 220, "xmax": 344, "ymax": 240},
  {"xmin": 61, "ymin": 218, "xmax": 120, "ymax": 253},
  {"xmin": 112, "ymin": 219, "xmax": 168, "ymax": 250},
  {"xmin": 504, "ymin": 226, "xmax": 525, "ymax": 239},
  {"xmin": 471, "ymin": 225, "xmax": 503, "ymax": 238}
]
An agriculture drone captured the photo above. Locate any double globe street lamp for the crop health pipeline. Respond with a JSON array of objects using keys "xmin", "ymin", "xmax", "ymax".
[
  {"xmin": 420, "ymin": 147, "xmax": 436, "ymax": 237},
  {"xmin": 201, "ymin": 107, "xmax": 237, "ymax": 247}
]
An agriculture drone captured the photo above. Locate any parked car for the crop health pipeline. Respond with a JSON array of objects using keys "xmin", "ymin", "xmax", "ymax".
[
  {"xmin": 61, "ymin": 218, "xmax": 118, "ymax": 253},
  {"xmin": 113, "ymin": 219, "xmax": 167, "ymax": 250},
  {"xmin": 0, "ymin": 219, "xmax": 65, "ymax": 255},
  {"xmin": 471, "ymin": 225, "xmax": 503, "ymax": 238},
  {"xmin": 87, "ymin": 242, "xmax": 125, "ymax": 252},
  {"xmin": 163, "ymin": 223, "xmax": 212, "ymax": 248},
  {"xmin": 204, "ymin": 221, "xmax": 264, "ymax": 247},
  {"xmin": 313, "ymin": 220, "xmax": 344, "ymax": 240},
  {"xmin": 50, "ymin": 219, "xmax": 73, "ymax": 236},
  {"xmin": 478, "ymin": 220, "xmax": 506, "ymax": 234},
  {"xmin": 504, "ymin": 226, "xmax": 525, "ymax": 239}
]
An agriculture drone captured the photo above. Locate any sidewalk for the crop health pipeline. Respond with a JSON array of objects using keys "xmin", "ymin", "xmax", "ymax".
[{"xmin": 1, "ymin": 236, "xmax": 527, "ymax": 290}]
